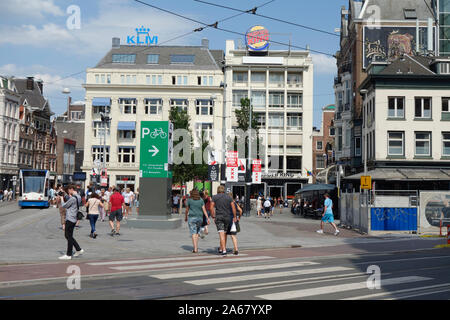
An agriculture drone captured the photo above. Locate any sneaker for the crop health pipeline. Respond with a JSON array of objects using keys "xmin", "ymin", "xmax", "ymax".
[
  {"xmin": 233, "ymin": 251, "xmax": 239, "ymax": 255},
  {"xmin": 93, "ymin": 233, "xmax": 97, "ymax": 239},
  {"xmin": 58, "ymin": 255, "xmax": 72, "ymax": 260},
  {"xmin": 110, "ymin": 229, "xmax": 116, "ymax": 236},
  {"xmin": 334, "ymin": 230, "xmax": 340, "ymax": 236},
  {"xmin": 316, "ymin": 230, "xmax": 324, "ymax": 234},
  {"xmin": 221, "ymin": 251, "xmax": 227, "ymax": 257},
  {"xmin": 115, "ymin": 232, "xmax": 120, "ymax": 236},
  {"xmin": 73, "ymin": 249, "xmax": 84, "ymax": 257}
]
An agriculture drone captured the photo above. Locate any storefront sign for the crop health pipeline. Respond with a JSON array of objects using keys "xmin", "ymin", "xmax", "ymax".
[
  {"xmin": 246, "ymin": 25, "xmax": 270, "ymax": 51},
  {"xmin": 262, "ymin": 173, "xmax": 301, "ymax": 179}
]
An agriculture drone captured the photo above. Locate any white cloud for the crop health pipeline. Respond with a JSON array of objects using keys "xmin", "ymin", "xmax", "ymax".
[
  {"xmin": 0, "ymin": 0, "xmax": 64, "ymax": 19},
  {"xmin": 0, "ymin": 23, "xmax": 73, "ymax": 46},
  {"xmin": 311, "ymin": 54, "xmax": 337, "ymax": 75}
]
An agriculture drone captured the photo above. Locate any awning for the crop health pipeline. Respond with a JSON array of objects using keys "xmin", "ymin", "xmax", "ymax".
[
  {"xmin": 117, "ymin": 121, "xmax": 136, "ymax": 131},
  {"xmin": 92, "ymin": 97, "xmax": 111, "ymax": 106},
  {"xmin": 295, "ymin": 184, "xmax": 336, "ymax": 194},
  {"xmin": 345, "ymin": 168, "xmax": 450, "ymax": 181}
]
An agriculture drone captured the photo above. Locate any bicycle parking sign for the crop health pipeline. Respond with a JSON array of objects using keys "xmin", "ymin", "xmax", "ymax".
[{"xmin": 140, "ymin": 121, "xmax": 172, "ymax": 178}]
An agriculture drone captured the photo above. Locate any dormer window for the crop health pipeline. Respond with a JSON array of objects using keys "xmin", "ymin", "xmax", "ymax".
[{"xmin": 439, "ymin": 62, "xmax": 450, "ymax": 74}]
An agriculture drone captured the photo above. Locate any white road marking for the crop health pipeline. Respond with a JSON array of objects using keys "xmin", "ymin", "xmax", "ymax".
[
  {"xmin": 152, "ymin": 261, "xmax": 319, "ymax": 280},
  {"xmin": 184, "ymin": 266, "xmax": 353, "ymax": 286},
  {"xmin": 256, "ymin": 276, "xmax": 432, "ymax": 300},
  {"xmin": 344, "ymin": 283, "xmax": 450, "ymax": 300},
  {"xmin": 109, "ymin": 256, "xmax": 275, "ymax": 271},
  {"xmin": 87, "ymin": 254, "xmax": 248, "ymax": 266}
]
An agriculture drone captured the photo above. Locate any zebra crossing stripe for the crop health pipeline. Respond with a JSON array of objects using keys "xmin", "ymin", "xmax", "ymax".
[
  {"xmin": 152, "ymin": 261, "xmax": 319, "ymax": 280},
  {"xmin": 184, "ymin": 266, "xmax": 353, "ymax": 286},
  {"xmin": 87, "ymin": 254, "xmax": 248, "ymax": 266},
  {"xmin": 343, "ymin": 283, "xmax": 450, "ymax": 300},
  {"xmin": 109, "ymin": 256, "xmax": 275, "ymax": 271},
  {"xmin": 256, "ymin": 276, "xmax": 432, "ymax": 300}
]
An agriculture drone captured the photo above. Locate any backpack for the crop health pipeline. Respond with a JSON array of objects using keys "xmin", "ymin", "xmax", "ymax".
[{"xmin": 73, "ymin": 195, "xmax": 84, "ymax": 220}]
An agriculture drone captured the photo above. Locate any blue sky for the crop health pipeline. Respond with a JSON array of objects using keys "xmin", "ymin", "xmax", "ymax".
[{"xmin": 0, "ymin": 0, "xmax": 346, "ymax": 127}]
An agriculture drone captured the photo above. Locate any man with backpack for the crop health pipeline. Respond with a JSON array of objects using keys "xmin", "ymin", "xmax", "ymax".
[{"xmin": 59, "ymin": 185, "xmax": 84, "ymax": 260}]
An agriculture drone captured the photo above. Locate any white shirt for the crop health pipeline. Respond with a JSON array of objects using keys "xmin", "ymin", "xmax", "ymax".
[
  {"xmin": 264, "ymin": 200, "xmax": 271, "ymax": 208},
  {"xmin": 173, "ymin": 196, "xmax": 179, "ymax": 205},
  {"xmin": 123, "ymin": 191, "xmax": 134, "ymax": 204}
]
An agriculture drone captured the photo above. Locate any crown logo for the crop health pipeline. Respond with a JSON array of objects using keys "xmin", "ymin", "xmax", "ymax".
[{"xmin": 136, "ymin": 26, "xmax": 150, "ymax": 36}]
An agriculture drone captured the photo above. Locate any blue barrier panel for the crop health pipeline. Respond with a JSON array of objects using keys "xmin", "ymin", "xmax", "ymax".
[{"xmin": 371, "ymin": 208, "xmax": 417, "ymax": 231}]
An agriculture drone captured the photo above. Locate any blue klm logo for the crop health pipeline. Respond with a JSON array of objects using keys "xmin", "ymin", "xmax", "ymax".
[{"xmin": 127, "ymin": 26, "xmax": 158, "ymax": 45}]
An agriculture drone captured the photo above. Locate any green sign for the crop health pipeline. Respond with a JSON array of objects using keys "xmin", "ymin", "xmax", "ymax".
[{"xmin": 140, "ymin": 121, "xmax": 172, "ymax": 178}]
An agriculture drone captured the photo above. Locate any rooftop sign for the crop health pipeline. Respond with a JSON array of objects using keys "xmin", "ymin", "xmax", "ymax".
[
  {"xmin": 245, "ymin": 25, "xmax": 269, "ymax": 52},
  {"xmin": 127, "ymin": 26, "xmax": 158, "ymax": 46}
]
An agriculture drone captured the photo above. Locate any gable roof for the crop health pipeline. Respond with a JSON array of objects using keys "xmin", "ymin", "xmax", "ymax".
[
  {"xmin": 358, "ymin": 0, "xmax": 434, "ymax": 21},
  {"xmin": 378, "ymin": 54, "xmax": 435, "ymax": 76},
  {"xmin": 13, "ymin": 78, "xmax": 53, "ymax": 115}
]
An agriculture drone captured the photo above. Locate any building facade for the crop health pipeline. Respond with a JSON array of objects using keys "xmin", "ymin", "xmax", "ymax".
[
  {"xmin": 312, "ymin": 104, "xmax": 335, "ymax": 183},
  {"xmin": 350, "ymin": 55, "xmax": 450, "ymax": 190},
  {"xmin": 0, "ymin": 76, "xmax": 20, "ymax": 191},
  {"xmin": 224, "ymin": 38, "xmax": 313, "ymax": 199},
  {"xmin": 334, "ymin": 0, "xmax": 437, "ymax": 181},
  {"xmin": 82, "ymin": 38, "xmax": 224, "ymax": 191}
]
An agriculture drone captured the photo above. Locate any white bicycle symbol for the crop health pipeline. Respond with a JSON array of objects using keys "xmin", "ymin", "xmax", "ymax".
[{"xmin": 150, "ymin": 128, "xmax": 167, "ymax": 139}]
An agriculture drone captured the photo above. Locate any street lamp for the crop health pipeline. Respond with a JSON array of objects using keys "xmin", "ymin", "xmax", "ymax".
[{"xmin": 99, "ymin": 112, "xmax": 111, "ymax": 191}]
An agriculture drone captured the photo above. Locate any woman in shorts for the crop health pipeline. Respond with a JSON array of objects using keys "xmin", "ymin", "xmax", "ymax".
[
  {"xmin": 227, "ymin": 193, "xmax": 242, "ymax": 255},
  {"xmin": 184, "ymin": 189, "xmax": 209, "ymax": 253}
]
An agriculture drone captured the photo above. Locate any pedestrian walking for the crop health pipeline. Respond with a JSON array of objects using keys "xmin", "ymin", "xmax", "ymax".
[
  {"xmin": 256, "ymin": 195, "xmax": 262, "ymax": 217},
  {"xmin": 85, "ymin": 193, "xmax": 103, "ymax": 238},
  {"xmin": 185, "ymin": 189, "xmax": 209, "ymax": 253},
  {"xmin": 135, "ymin": 187, "xmax": 140, "ymax": 215},
  {"xmin": 263, "ymin": 198, "xmax": 272, "ymax": 219},
  {"xmin": 0, "ymin": 190, "xmax": 3, "ymax": 202},
  {"xmin": 200, "ymin": 190, "xmax": 212, "ymax": 237},
  {"xmin": 59, "ymin": 185, "xmax": 84, "ymax": 260},
  {"xmin": 122, "ymin": 188, "xmax": 134, "ymax": 219},
  {"xmin": 108, "ymin": 188, "xmax": 124, "ymax": 236},
  {"xmin": 226, "ymin": 193, "xmax": 242, "ymax": 255},
  {"xmin": 317, "ymin": 193, "xmax": 340, "ymax": 236},
  {"xmin": 98, "ymin": 189, "xmax": 107, "ymax": 222},
  {"xmin": 211, "ymin": 185, "xmax": 236, "ymax": 256},
  {"xmin": 56, "ymin": 184, "xmax": 68, "ymax": 231},
  {"xmin": 172, "ymin": 193, "xmax": 180, "ymax": 214}
]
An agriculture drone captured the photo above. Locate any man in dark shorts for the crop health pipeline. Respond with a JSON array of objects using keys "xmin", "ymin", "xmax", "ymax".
[
  {"xmin": 211, "ymin": 185, "xmax": 236, "ymax": 256},
  {"xmin": 108, "ymin": 188, "xmax": 124, "ymax": 236}
]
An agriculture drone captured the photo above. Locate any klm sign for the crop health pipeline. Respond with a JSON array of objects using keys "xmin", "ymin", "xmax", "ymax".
[{"xmin": 127, "ymin": 26, "xmax": 158, "ymax": 46}]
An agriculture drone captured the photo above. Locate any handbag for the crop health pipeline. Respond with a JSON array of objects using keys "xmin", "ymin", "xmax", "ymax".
[
  {"xmin": 230, "ymin": 222, "xmax": 237, "ymax": 233},
  {"xmin": 74, "ymin": 195, "xmax": 84, "ymax": 220}
]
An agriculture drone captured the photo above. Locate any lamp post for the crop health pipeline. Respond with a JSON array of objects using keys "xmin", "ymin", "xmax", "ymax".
[{"xmin": 100, "ymin": 112, "xmax": 110, "ymax": 191}]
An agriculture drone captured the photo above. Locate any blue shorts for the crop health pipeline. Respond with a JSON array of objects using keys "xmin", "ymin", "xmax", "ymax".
[
  {"xmin": 322, "ymin": 213, "xmax": 334, "ymax": 223},
  {"xmin": 188, "ymin": 218, "xmax": 203, "ymax": 235}
]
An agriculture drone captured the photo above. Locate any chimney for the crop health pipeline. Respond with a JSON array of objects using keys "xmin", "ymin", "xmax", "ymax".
[
  {"xmin": 201, "ymin": 38, "xmax": 209, "ymax": 49},
  {"xmin": 112, "ymin": 37, "xmax": 120, "ymax": 48},
  {"xmin": 36, "ymin": 79, "xmax": 43, "ymax": 94},
  {"xmin": 26, "ymin": 76, "xmax": 34, "ymax": 90}
]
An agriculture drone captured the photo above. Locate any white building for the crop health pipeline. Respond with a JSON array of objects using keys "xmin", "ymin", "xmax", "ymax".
[
  {"xmin": 82, "ymin": 38, "xmax": 224, "ymax": 192},
  {"xmin": 224, "ymin": 38, "xmax": 313, "ymax": 199},
  {"xmin": 349, "ymin": 55, "xmax": 450, "ymax": 190},
  {"xmin": 0, "ymin": 76, "xmax": 20, "ymax": 190}
]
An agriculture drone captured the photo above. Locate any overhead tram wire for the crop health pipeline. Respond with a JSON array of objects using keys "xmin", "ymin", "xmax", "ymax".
[
  {"xmin": 134, "ymin": 0, "xmax": 336, "ymax": 57},
  {"xmin": 44, "ymin": 0, "xmax": 274, "ymax": 88}
]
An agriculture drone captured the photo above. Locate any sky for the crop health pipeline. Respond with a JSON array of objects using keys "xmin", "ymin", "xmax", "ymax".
[{"xmin": 0, "ymin": 0, "xmax": 346, "ymax": 127}]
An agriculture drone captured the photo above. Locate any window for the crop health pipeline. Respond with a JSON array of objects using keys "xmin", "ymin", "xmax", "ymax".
[
  {"xmin": 268, "ymin": 155, "xmax": 284, "ymax": 170},
  {"xmin": 287, "ymin": 156, "xmax": 302, "ymax": 171},
  {"xmin": 147, "ymin": 75, "xmax": 162, "ymax": 85},
  {"xmin": 269, "ymin": 92, "xmax": 284, "ymax": 108},
  {"xmin": 173, "ymin": 75, "xmax": 188, "ymax": 85},
  {"xmin": 251, "ymin": 91, "xmax": 266, "ymax": 109},
  {"xmin": 119, "ymin": 130, "xmax": 136, "ymax": 139},
  {"xmin": 316, "ymin": 141, "xmax": 323, "ymax": 150},
  {"xmin": 269, "ymin": 72, "xmax": 284, "ymax": 84},
  {"xmin": 316, "ymin": 155, "xmax": 325, "ymax": 169},
  {"xmin": 268, "ymin": 113, "xmax": 284, "ymax": 129},
  {"xmin": 251, "ymin": 72, "xmax": 266, "ymax": 83},
  {"xmin": 147, "ymin": 54, "xmax": 159, "ymax": 64},
  {"xmin": 287, "ymin": 93, "xmax": 302, "ymax": 108},
  {"xmin": 125, "ymin": 75, "xmax": 136, "ymax": 84},
  {"xmin": 439, "ymin": 62, "xmax": 450, "ymax": 74},
  {"xmin": 337, "ymin": 128, "xmax": 342, "ymax": 151},
  {"xmin": 118, "ymin": 147, "xmax": 135, "ymax": 163},
  {"xmin": 232, "ymin": 90, "xmax": 248, "ymax": 108},
  {"xmin": 195, "ymin": 123, "xmax": 213, "ymax": 141},
  {"xmin": 345, "ymin": 129, "xmax": 351, "ymax": 147},
  {"xmin": 442, "ymin": 97, "xmax": 450, "ymax": 120},
  {"xmin": 233, "ymin": 72, "xmax": 248, "ymax": 83},
  {"xmin": 170, "ymin": 55, "xmax": 195, "ymax": 64},
  {"xmin": 404, "ymin": 8, "xmax": 417, "ymax": 19},
  {"xmin": 388, "ymin": 131, "xmax": 404, "ymax": 156},
  {"xmin": 443, "ymin": 132, "xmax": 450, "ymax": 156},
  {"xmin": 287, "ymin": 113, "xmax": 302, "ymax": 130},
  {"xmin": 415, "ymin": 132, "xmax": 431, "ymax": 156},
  {"xmin": 170, "ymin": 99, "xmax": 188, "ymax": 112},
  {"xmin": 388, "ymin": 97, "xmax": 405, "ymax": 118},
  {"xmin": 329, "ymin": 127, "xmax": 335, "ymax": 136},
  {"xmin": 255, "ymin": 113, "xmax": 266, "ymax": 128},
  {"xmin": 145, "ymin": 99, "xmax": 162, "ymax": 115},
  {"xmin": 196, "ymin": 100, "xmax": 213, "ymax": 115},
  {"xmin": 92, "ymin": 146, "xmax": 110, "ymax": 163},
  {"xmin": 93, "ymin": 105, "xmax": 110, "ymax": 114},
  {"xmin": 355, "ymin": 137, "xmax": 361, "ymax": 156},
  {"xmin": 93, "ymin": 121, "xmax": 110, "ymax": 138},
  {"xmin": 415, "ymin": 97, "xmax": 432, "ymax": 119},
  {"xmin": 112, "ymin": 54, "xmax": 136, "ymax": 64},
  {"xmin": 119, "ymin": 98, "xmax": 137, "ymax": 114},
  {"xmin": 287, "ymin": 73, "xmax": 302, "ymax": 84}
]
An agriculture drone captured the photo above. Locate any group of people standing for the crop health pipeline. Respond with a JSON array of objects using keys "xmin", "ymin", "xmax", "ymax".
[
  {"xmin": 56, "ymin": 183, "xmax": 139, "ymax": 260},
  {"xmin": 184, "ymin": 186, "xmax": 242, "ymax": 256},
  {"xmin": 0, "ymin": 189, "xmax": 14, "ymax": 202}
]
